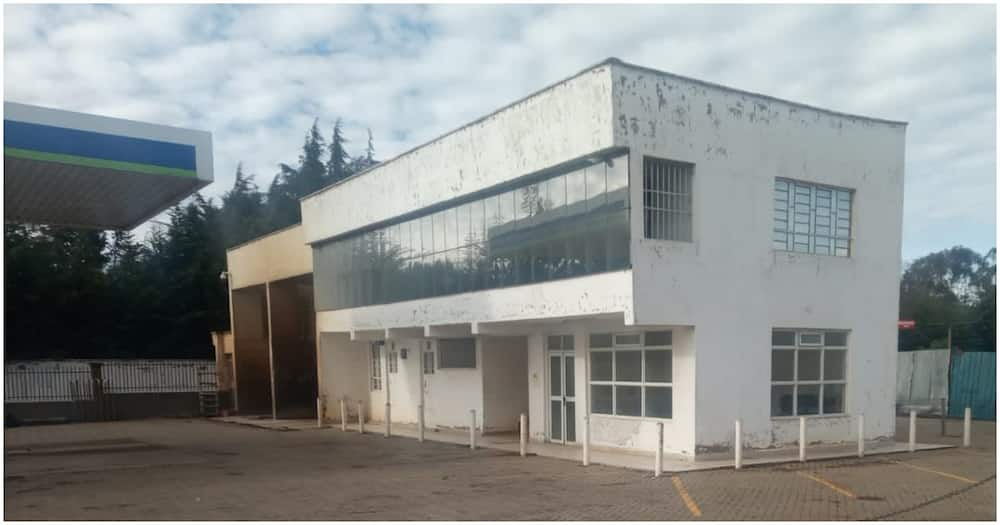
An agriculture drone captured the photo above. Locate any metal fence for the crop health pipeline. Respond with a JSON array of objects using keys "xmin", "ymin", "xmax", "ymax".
[{"xmin": 5, "ymin": 360, "xmax": 216, "ymax": 403}]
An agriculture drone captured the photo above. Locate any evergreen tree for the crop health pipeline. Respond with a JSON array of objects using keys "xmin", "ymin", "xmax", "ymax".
[
  {"xmin": 221, "ymin": 163, "xmax": 267, "ymax": 247},
  {"xmin": 327, "ymin": 118, "xmax": 350, "ymax": 183}
]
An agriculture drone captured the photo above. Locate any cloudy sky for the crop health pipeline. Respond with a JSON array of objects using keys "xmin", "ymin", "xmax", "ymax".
[{"xmin": 4, "ymin": 3, "xmax": 996, "ymax": 261}]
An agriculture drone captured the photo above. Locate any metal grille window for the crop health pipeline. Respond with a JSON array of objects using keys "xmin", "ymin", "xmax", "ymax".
[
  {"xmin": 438, "ymin": 338, "xmax": 477, "ymax": 369},
  {"xmin": 370, "ymin": 344, "xmax": 382, "ymax": 391},
  {"xmin": 388, "ymin": 350, "xmax": 398, "ymax": 374},
  {"xmin": 589, "ymin": 331, "xmax": 673, "ymax": 419},
  {"xmin": 423, "ymin": 350, "xmax": 435, "ymax": 374},
  {"xmin": 643, "ymin": 157, "xmax": 693, "ymax": 242},
  {"xmin": 771, "ymin": 329, "xmax": 848, "ymax": 417},
  {"xmin": 773, "ymin": 179, "xmax": 852, "ymax": 256}
]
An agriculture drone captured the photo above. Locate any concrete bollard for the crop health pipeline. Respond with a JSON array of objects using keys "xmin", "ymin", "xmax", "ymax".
[
  {"xmin": 418, "ymin": 404, "xmax": 425, "ymax": 442},
  {"xmin": 857, "ymin": 414, "xmax": 864, "ymax": 458},
  {"xmin": 358, "ymin": 401, "xmax": 364, "ymax": 434},
  {"xmin": 734, "ymin": 419, "xmax": 742, "ymax": 470},
  {"xmin": 799, "ymin": 416, "xmax": 806, "ymax": 462},
  {"xmin": 519, "ymin": 413, "xmax": 527, "ymax": 457},
  {"xmin": 963, "ymin": 407, "xmax": 972, "ymax": 447},
  {"xmin": 940, "ymin": 398, "xmax": 947, "ymax": 436},
  {"xmin": 582, "ymin": 415, "xmax": 590, "ymax": 466},
  {"xmin": 909, "ymin": 410, "xmax": 916, "ymax": 452},
  {"xmin": 469, "ymin": 409, "xmax": 477, "ymax": 450},
  {"xmin": 317, "ymin": 398, "xmax": 323, "ymax": 428},
  {"xmin": 385, "ymin": 402, "xmax": 391, "ymax": 438},
  {"xmin": 654, "ymin": 421, "xmax": 664, "ymax": 477},
  {"xmin": 340, "ymin": 399, "xmax": 347, "ymax": 432}
]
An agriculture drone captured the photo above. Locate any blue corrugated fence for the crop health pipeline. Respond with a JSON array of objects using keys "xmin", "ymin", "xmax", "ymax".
[{"xmin": 948, "ymin": 352, "xmax": 996, "ymax": 420}]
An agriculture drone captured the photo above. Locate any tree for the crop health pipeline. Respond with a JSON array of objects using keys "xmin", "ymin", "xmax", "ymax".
[
  {"xmin": 220, "ymin": 163, "xmax": 267, "ymax": 248},
  {"xmin": 899, "ymin": 246, "xmax": 996, "ymax": 351},
  {"xmin": 327, "ymin": 118, "xmax": 350, "ymax": 183}
]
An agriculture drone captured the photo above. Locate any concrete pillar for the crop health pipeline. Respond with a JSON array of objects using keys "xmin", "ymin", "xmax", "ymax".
[
  {"xmin": 582, "ymin": 415, "xmax": 590, "ymax": 466},
  {"xmin": 358, "ymin": 401, "xmax": 364, "ymax": 434},
  {"xmin": 385, "ymin": 402, "xmax": 392, "ymax": 438},
  {"xmin": 316, "ymin": 398, "xmax": 323, "ymax": 428},
  {"xmin": 963, "ymin": 407, "xmax": 972, "ymax": 447},
  {"xmin": 799, "ymin": 417, "xmax": 806, "ymax": 462},
  {"xmin": 519, "ymin": 413, "xmax": 527, "ymax": 457},
  {"xmin": 909, "ymin": 410, "xmax": 917, "ymax": 452},
  {"xmin": 734, "ymin": 419, "xmax": 742, "ymax": 470}
]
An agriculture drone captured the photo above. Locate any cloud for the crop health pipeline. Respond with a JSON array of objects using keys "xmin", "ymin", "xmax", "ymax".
[{"xmin": 4, "ymin": 4, "xmax": 995, "ymax": 260}]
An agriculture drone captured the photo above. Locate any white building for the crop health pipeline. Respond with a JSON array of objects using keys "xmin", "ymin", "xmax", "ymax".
[{"xmin": 290, "ymin": 58, "xmax": 907, "ymax": 458}]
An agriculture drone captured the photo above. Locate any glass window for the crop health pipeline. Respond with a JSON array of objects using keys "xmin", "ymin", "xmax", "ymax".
[
  {"xmin": 615, "ymin": 385, "xmax": 642, "ymax": 416},
  {"xmin": 590, "ymin": 351, "xmax": 612, "ymax": 381},
  {"xmin": 588, "ymin": 331, "xmax": 673, "ymax": 419},
  {"xmin": 438, "ymin": 338, "xmax": 476, "ymax": 368},
  {"xmin": 370, "ymin": 344, "xmax": 383, "ymax": 391},
  {"xmin": 773, "ymin": 178, "xmax": 853, "ymax": 257},
  {"xmin": 770, "ymin": 329, "xmax": 848, "ymax": 416},
  {"xmin": 591, "ymin": 385, "xmax": 613, "ymax": 415},
  {"xmin": 311, "ymin": 151, "xmax": 629, "ymax": 311}
]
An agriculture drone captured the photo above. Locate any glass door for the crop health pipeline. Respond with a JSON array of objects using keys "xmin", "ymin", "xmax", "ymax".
[{"xmin": 548, "ymin": 335, "xmax": 576, "ymax": 443}]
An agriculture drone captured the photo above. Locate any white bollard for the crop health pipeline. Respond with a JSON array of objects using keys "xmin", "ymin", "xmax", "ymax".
[
  {"xmin": 358, "ymin": 401, "xmax": 364, "ymax": 434},
  {"xmin": 582, "ymin": 415, "xmax": 590, "ymax": 466},
  {"xmin": 963, "ymin": 407, "xmax": 972, "ymax": 448},
  {"xmin": 385, "ymin": 402, "xmax": 391, "ymax": 438},
  {"xmin": 799, "ymin": 416, "xmax": 806, "ymax": 462},
  {"xmin": 734, "ymin": 419, "xmax": 743, "ymax": 470},
  {"xmin": 909, "ymin": 410, "xmax": 917, "ymax": 452},
  {"xmin": 340, "ymin": 399, "xmax": 347, "ymax": 432},
  {"xmin": 654, "ymin": 421, "xmax": 664, "ymax": 477},
  {"xmin": 469, "ymin": 409, "xmax": 477, "ymax": 450},
  {"xmin": 317, "ymin": 398, "xmax": 323, "ymax": 428},
  {"xmin": 519, "ymin": 413, "xmax": 527, "ymax": 457},
  {"xmin": 418, "ymin": 404, "xmax": 425, "ymax": 442},
  {"xmin": 857, "ymin": 414, "xmax": 865, "ymax": 458}
]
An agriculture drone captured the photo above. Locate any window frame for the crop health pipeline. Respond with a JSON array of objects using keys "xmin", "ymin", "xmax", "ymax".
[
  {"xmin": 588, "ymin": 331, "xmax": 673, "ymax": 420},
  {"xmin": 773, "ymin": 178, "xmax": 854, "ymax": 257},
  {"xmin": 422, "ymin": 349, "xmax": 435, "ymax": 375},
  {"xmin": 770, "ymin": 329, "xmax": 849, "ymax": 418}
]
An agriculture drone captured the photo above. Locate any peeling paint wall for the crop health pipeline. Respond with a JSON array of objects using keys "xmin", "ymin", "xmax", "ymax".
[
  {"xmin": 301, "ymin": 66, "xmax": 616, "ymax": 245},
  {"xmin": 610, "ymin": 63, "xmax": 906, "ymax": 453},
  {"xmin": 315, "ymin": 270, "xmax": 633, "ymax": 332}
]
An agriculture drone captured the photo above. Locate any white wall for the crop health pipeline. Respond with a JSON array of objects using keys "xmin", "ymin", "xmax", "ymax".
[
  {"xmin": 611, "ymin": 62, "xmax": 906, "ymax": 452},
  {"xmin": 301, "ymin": 65, "xmax": 615, "ymax": 245},
  {"xmin": 482, "ymin": 336, "xmax": 529, "ymax": 432},
  {"xmin": 315, "ymin": 270, "xmax": 633, "ymax": 333},
  {"xmin": 317, "ymin": 333, "xmax": 368, "ymax": 422}
]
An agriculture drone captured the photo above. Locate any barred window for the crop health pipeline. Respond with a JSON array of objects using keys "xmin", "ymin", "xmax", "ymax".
[
  {"xmin": 388, "ymin": 350, "xmax": 398, "ymax": 374},
  {"xmin": 643, "ymin": 157, "xmax": 693, "ymax": 242},
  {"xmin": 423, "ymin": 350, "xmax": 435, "ymax": 374},
  {"xmin": 370, "ymin": 344, "xmax": 382, "ymax": 391},
  {"xmin": 773, "ymin": 179, "xmax": 852, "ymax": 256},
  {"xmin": 771, "ymin": 329, "xmax": 848, "ymax": 417}
]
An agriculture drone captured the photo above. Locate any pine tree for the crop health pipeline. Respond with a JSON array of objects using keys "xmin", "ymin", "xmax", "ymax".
[
  {"xmin": 221, "ymin": 163, "xmax": 267, "ymax": 247},
  {"xmin": 327, "ymin": 118, "xmax": 350, "ymax": 183}
]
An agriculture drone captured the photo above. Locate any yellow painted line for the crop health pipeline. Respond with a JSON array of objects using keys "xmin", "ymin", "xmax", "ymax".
[
  {"xmin": 671, "ymin": 475, "xmax": 702, "ymax": 518},
  {"xmin": 892, "ymin": 460, "xmax": 976, "ymax": 484},
  {"xmin": 797, "ymin": 471, "xmax": 857, "ymax": 499}
]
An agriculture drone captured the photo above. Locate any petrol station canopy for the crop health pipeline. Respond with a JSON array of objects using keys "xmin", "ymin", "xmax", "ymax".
[{"xmin": 4, "ymin": 102, "xmax": 213, "ymax": 230}]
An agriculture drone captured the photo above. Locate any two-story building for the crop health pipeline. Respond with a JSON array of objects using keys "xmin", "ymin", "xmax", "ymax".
[{"xmin": 237, "ymin": 58, "xmax": 905, "ymax": 458}]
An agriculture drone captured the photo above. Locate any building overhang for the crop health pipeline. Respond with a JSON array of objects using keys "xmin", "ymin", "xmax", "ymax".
[{"xmin": 4, "ymin": 102, "xmax": 213, "ymax": 230}]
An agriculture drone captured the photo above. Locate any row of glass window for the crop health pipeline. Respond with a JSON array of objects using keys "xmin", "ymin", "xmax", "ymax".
[{"xmin": 314, "ymin": 153, "xmax": 630, "ymax": 310}]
